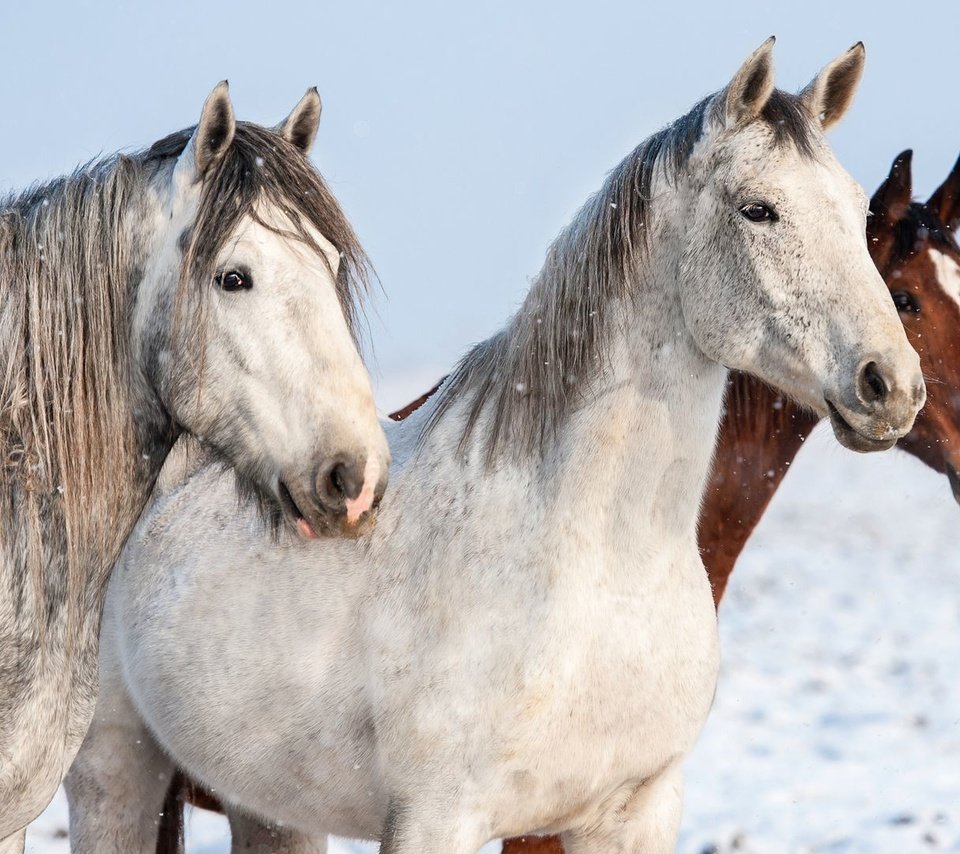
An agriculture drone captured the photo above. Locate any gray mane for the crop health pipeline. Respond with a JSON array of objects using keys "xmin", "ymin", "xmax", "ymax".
[
  {"xmin": 427, "ymin": 89, "xmax": 815, "ymax": 464},
  {"xmin": 0, "ymin": 121, "xmax": 372, "ymax": 616}
]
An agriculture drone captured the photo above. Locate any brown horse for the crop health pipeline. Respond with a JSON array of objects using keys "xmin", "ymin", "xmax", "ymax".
[{"xmin": 156, "ymin": 150, "xmax": 960, "ymax": 853}]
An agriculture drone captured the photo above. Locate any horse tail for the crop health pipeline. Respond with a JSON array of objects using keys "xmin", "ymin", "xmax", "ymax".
[
  {"xmin": 156, "ymin": 769, "xmax": 227, "ymax": 854},
  {"xmin": 155, "ymin": 771, "xmax": 187, "ymax": 854}
]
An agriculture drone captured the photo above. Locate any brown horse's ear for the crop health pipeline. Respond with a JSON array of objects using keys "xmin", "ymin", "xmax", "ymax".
[
  {"xmin": 723, "ymin": 37, "xmax": 776, "ymax": 128},
  {"xmin": 927, "ymin": 152, "xmax": 960, "ymax": 232},
  {"xmin": 276, "ymin": 87, "xmax": 322, "ymax": 156},
  {"xmin": 867, "ymin": 149, "xmax": 912, "ymax": 270},
  {"xmin": 800, "ymin": 42, "xmax": 865, "ymax": 131}
]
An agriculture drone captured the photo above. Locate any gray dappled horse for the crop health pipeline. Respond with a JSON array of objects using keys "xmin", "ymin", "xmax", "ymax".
[{"xmin": 0, "ymin": 84, "xmax": 389, "ymax": 850}]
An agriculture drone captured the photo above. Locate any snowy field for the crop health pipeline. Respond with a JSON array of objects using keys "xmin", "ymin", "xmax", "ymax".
[{"xmin": 26, "ymin": 371, "xmax": 960, "ymax": 853}]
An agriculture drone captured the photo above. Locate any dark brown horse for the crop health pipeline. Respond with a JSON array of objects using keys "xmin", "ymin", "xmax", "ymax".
[{"xmin": 156, "ymin": 150, "xmax": 960, "ymax": 853}]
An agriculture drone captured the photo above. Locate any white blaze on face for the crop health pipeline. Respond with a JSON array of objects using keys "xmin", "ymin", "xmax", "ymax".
[{"xmin": 929, "ymin": 247, "xmax": 960, "ymax": 311}]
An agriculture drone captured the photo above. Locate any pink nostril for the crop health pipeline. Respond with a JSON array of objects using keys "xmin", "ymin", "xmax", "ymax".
[
  {"xmin": 318, "ymin": 458, "xmax": 364, "ymax": 507},
  {"xmin": 344, "ymin": 457, "xmax": 382, "ymax": 525}
]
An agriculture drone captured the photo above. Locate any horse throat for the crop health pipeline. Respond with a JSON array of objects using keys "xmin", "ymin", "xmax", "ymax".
[{"xmin": 540, "ymin": 273, "xmax": 728, "ymax": 560}]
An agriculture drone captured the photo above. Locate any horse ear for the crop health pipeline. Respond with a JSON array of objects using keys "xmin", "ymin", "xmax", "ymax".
[
  {"xmin": 870, "ymin": 149, "xmax": 913, "ymax": 226},
  {"xmin": 176, "ymin": 81, "xmax": 236, "ymax": 184},
  {"xmin": 867, "ymin": 150, "xmax": 912, "ymax": 270},
  {"xmin": 927, "ymin": 152, "xmax": 960, "ymax": 231},
  {"xmin": 276, "ymin": 88, "xmax": 322, "ymax": 156},
  {"xmin": 723, "ymin": 36, "xmax": 776, "ymax": 128},
  {"xmin": 799, "ymin": 42, "xmax": 865, "ymax": 131}
]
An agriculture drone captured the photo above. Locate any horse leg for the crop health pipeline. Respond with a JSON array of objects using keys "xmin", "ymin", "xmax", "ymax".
[
  {"xmin": 65, "ymin": 705, "xmax": 173, "ymax": 853},
  {"xmin": 0, "ymin": 829, "xmax": 25, "ymax": 854},
  {"xmin": 379, "ymin": 799, "xmax": 486, "ymax": 854},
  {"xmin": 228, "ymin": 808, "xmax": 327, "ymax": 853},
  {"xmin": 64, "ymin": 615, "xmax": 174, "ymax": 854},
  {"xmin": 561, "ymin": 763, "xmax": 683, "ymax": 854},
  {"xmin": 502, "ymin": 837, "xmax": 564, "ymax": 854}
]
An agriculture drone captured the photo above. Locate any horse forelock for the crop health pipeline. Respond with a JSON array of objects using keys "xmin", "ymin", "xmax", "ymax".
[
  {"xmin": 426, "ymin": 88, "xmax": 818, "ymax": 465},
  {"xmin": 889, "ymin": 202, "xmax": 956, "ymax": 270},
  {"xmin": 145, "ymin": 121, "xmax": 372, "ymax": 341}
]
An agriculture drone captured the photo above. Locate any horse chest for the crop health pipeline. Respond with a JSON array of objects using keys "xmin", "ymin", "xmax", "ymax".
[
  {"xmin": 372, "ymin": 542, "xmax": 719, "ymax": 836},
  {"xmin": 515, "ymin": 565, "xmax": 717, "ymax": 801}
]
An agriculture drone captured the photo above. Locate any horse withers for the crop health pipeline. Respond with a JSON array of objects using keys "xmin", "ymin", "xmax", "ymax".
[
  {"xmin": 68, "ymin": 40, "xmax": 922, "ymax": 854},
  {"xmin": 0, "ymin": 86, "xmax": 389, "ymax": 849}
]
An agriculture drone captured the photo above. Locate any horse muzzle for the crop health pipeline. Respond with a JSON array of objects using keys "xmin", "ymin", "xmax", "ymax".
[
  {"xmin": 279, "ymin": 452, "xmax": 389, "ymax": 539},
  {"xmin": 825, "ymin": 354, "xmax": 925, "ymax": 454}
]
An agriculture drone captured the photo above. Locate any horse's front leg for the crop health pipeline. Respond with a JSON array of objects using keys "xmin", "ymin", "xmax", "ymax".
[
  {"xmin": 561, "ymin": 762, "xmax": 684, "ymax": 854},
  {"xmin": 64, "ymin": 701, "xmax": 173, "ymax": 853},
  {"xmin": 0, "ymin": 829, "xmax": 25, "ymax": 854},
  {"xmin": 64, "ymin": 612, "xmax": 174, "ymax": 854},
  {"xmin": 379, "ymin": 797, "xmax": 487, "ymax": 854},
  {"xmin": 228, "ymin": 807, "xmax": 327, "ymax": 853}
]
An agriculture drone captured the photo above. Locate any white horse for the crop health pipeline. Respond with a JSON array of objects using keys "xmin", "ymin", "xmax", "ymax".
[
  {"xmin": 0, "ymin": 86, "xmax": 389, "ymax": 850},
  {"xmin": 68, "ymin": 41, "xmax": 923, "ymax": 854}
]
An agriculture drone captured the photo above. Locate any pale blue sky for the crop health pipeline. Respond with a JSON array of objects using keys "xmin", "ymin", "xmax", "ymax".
[{"xmin": 3, "ymin": 2, "xmax": 957, "ymax": 386}]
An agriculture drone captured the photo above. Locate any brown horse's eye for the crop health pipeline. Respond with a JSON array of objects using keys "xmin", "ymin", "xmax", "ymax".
[
  {"xmin": 740, "ymin": 202, "xmax": 777, "ymax": 223},
  {"xmin": 892, "ymin": 290, "xmax": 920, "ymax": 314},
  {"xmin": 214, "ymin": 270, "xmax": 252, "ymax": 292}
]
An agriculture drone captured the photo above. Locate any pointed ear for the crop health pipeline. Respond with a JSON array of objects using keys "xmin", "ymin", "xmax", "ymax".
[
  {"xmin": 723, "ymin": 37, "xmax": 776, "ymax": 128},
  {"xmin": 800, "ymin": 42, "xmax": 865, "ymax": 131},
  {"xmin": 867, "ymin": 150, "xmax": 912, "ymax": 270},
  {"xmin": 927, "ymin": 152, "xmax": 960, "ymax": 231},
  {"xmin": 175, "ymin": 81, "xmax": 236, "ymax": 184},
  {"xmin": 276, "ymin": 87, "xmax": 322, "ymax": 156},
  {"xmin": 870, "ymin": 149, "xmax": 913, "ymax": 225}
]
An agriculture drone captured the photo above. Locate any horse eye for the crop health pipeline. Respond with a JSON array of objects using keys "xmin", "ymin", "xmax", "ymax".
[
  {"xmin": 740, "ymin": 202, "xmax": 777, "ymax": 223},
  {"xmin": 214, "ymin": 270, "xmax": 252, "ymax": 292},
  {"xmin": 891, "ymin": 290, "xmax": 920, "ymax": 314}
]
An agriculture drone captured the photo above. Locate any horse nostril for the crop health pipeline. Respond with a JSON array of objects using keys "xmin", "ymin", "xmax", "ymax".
[
  {"xmin": 858, "ymin": 361, "xmax": 888, "ymax": 406},
  {"xmin": 319, "ymin": 459, "xmax": 365, "ymax": 508}
]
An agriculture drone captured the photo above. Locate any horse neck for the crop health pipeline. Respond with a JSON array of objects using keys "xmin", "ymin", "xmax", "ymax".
[
  {"xmin": 428, "ymin": 239, "xmax": 730, "ymax": 577},
  {"xmin": 554, "ymin": 278, "xmax": 727, "ymax": 553},
  {"xmin": 699, "ymin": 372, "xmax": 820, "ymax": 606}
]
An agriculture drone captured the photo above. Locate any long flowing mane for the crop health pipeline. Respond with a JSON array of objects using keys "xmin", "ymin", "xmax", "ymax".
[
  {"xmin": 0, "ymin": 122, "xmax": 372, "ymax": 627},
  {"xmin": 426, "ymin": 91, "xmax": 815, "ymax": 465}
]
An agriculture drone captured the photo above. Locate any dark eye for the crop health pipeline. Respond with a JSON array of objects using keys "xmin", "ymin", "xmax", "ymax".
[
  {"xmin": 891, "ymin": 290, "xmax": 920, "ymax": 314},
  {"xmin": 740, "ymin": 202, "xmax": 777, "ymax": 223},
  {"xmin": 214, "ymin": 270, "xmax": 252, "ymax": 292}
]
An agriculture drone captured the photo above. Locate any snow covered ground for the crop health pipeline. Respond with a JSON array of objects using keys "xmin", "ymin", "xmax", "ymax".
[{"xmin": 26, "ymin": 372, "xmax": 960, "ymax": 853}]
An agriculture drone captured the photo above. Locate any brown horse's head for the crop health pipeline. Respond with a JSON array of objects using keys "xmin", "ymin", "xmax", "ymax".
[{"xmin": 868, "ymin": 150, "xmax": 960, "ymax": 504}]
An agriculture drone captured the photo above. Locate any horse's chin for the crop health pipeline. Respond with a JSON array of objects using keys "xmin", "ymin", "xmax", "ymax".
[{"xmin": 826, "ymin": 401, "xmax": 898, "ymax": 453}]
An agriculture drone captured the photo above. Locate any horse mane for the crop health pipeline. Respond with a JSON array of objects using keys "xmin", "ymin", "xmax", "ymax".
[
  {"xmin": 426, "ymin": 89, "xmax": 816, "ymax": 465},
  {"xmin": 0, "ymin": 121, "xmax": 372, "ymax": 621}
]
